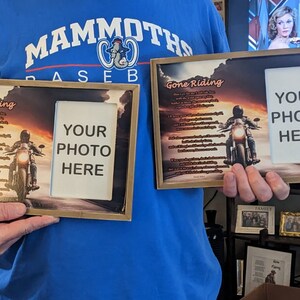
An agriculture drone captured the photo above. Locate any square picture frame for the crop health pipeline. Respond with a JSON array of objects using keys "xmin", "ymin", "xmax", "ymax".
[
  {"xmin": 235, "ymin": 205, "xmax": 275, "ymax": 235},
  {"xmin": 0, "ymin": 79, "xmax": 139, "ymax": 221},
  {"xmin": 279, "ymin": 211, "xmax": 300, "ymax": 237},
  {"xmin": 244, "ymin": 245, "xmax": 294, "ymax": 296}
]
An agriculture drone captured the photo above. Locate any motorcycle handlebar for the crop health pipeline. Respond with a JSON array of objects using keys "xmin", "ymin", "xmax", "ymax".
[
  {"xmin": 35, "ymin": 153, "xmax": 45, "ymax": 157},
  {"xmin": 4, "ymin": 152, "xmax": 16, "ymax": 156}
]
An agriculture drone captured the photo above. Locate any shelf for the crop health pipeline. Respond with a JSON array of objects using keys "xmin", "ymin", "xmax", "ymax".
[
  {"xmin": 232, "ymin": 233, "xmax": 300, "ymax": 246},
  {"xmin": 224, "ymin": 197, "xmax": 300, "ymax": 300}
]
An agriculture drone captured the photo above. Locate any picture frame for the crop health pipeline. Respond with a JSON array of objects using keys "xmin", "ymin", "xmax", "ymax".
[
  {"xmin": 248, "ymin": 0, "xmax": 300, "ymax": 51},
  {"xmin": 213, "ymin": 0, "xmax": 226, "ymax": 22},
  {"xmin": 0, "ymin": 79, "xmax": 140, "ymax": 221},
  {"xmin": 279, "ymin": 211, "xmax": 300, "ymax": 237},
  {"xmin": 235, "ymin": 205, "xmax": 275, "ymax": 235},
  {"xmin": 236, "ymin": 259, "xmax": 244, "ymax": 296},
  {"xmin": 244, "ymin": 245, "xmax": 294, "ymax": 296},
  {"xmin": 151, "ymin": 48, "xmax": 300, "ymax": 189}
]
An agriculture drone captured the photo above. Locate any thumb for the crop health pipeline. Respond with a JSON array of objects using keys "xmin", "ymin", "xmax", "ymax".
[{"xmin": 0, "ymin": 203, "xmax": 26, "ymax": 222}]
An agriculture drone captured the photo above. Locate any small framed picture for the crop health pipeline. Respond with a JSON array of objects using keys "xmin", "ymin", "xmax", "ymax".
[
  {"xmin": 244, "ymin": 245, "xmax": 294, "ymax": 295},
  {"xmin": 235, "ymin": 205, "xmax": 275, "ymax": 235},
  {"xmin": 279, "ymin": 212, "xmax": 300, "ymax": 237},
  {"xmin": 213, "ymin": 0, "xmax": 225, "ymax": 22}
]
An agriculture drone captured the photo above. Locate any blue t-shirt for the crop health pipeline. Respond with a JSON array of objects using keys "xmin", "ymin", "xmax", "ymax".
[{"xmin": 0, "ymin": 1, "xmax": 229, "ymax": 299}]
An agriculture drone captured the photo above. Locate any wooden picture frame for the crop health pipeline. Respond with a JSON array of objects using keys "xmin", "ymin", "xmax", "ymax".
[
  {"xmin": 235, "ymin": 205, "xmax": 275, "ymax": 235},
  {"xmin": 279, "ymin": 211, "xmax": 300, "ymax": 237},
  {"xmin": 151, "ymin": 49, "xmax": 300, "ymax": 189},
  {"xmin": 244, "ymin": 245, "xmax": 294, "ymax": 296},
  {"xmin": 0, "ymin": 79, "xmax": 139, "ymax": 221}
]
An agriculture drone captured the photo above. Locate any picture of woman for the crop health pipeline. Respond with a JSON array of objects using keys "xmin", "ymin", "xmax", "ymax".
[
  {"xmin": 268, "ymin": 6, "xmax": 297, "ymax": 49},
  {"xmin": 248, "ymin": 1, "xmax": 300, "ymax": 51}
]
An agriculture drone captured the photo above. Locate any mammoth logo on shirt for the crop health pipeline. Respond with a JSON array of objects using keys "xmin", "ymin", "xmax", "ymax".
[
  {"xmin": 24, "ymin": 17, "xmax": 193, "ymax": 81},
  {"xmin": 97, "ymin": 37, "xmax": 139, "ymax": 70}
]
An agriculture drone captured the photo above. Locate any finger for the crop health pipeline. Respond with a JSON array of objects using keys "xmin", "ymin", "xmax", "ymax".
[
  {"xmin": 0, "ymin": 215, "xmax": 60, "ymax": 245},
  {"xmin": 245, "ymin": 166, "xmax": 273, "ymax": 202},
  {"xmin": 231, "ymin": 164, "xmax": 256, "ymax": 202},
  {"xmin": 223, "ymin": 171, "xmax": 238, "ymax": 198},
  {"xmin": 0, "ymin": 203, "xmax": 26, "ymax": 222},
  {"xmin": 265, "ymin": 172, "xmax": 290, "ymax": 200},
  {"xmin": 0, "ymin": 237, "xmax": 20, "ymax": 255}
]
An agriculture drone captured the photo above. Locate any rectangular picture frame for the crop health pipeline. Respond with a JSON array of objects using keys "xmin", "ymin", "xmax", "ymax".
[
  {"xmin": 244, "ymin": 245, "xmax": 294, "ymax": 296},
  {"xmin": 279, "ymin": 211, "xmax": 300, "ymax": 237},
  {"xmin": 151, "ymin": 48, "xmax": 300, "ymax": 189},
  {"xmin": 248, "ymin": 0, "xmax": 300, "ymax": 51},
  {"xmin": 235, "ymin": 205, "xmax": 275, "ymax": 235},
  {"xmin": 0, "ymin": 79, "xmax": 140, "ymax": 221}
]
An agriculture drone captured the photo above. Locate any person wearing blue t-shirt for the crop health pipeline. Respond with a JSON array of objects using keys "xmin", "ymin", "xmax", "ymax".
[{"xmin": 0, "ymin": 1, "xmax": 290, "ymax": 299}]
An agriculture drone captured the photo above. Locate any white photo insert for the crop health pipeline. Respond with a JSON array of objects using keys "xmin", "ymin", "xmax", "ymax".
[
  {"xmin": 265, "ymin": 66, "xmax": 300, "ymax": 164},
  {"xmin": 50, "ymin": 101, "xmax": 118, "ymax": 200}
]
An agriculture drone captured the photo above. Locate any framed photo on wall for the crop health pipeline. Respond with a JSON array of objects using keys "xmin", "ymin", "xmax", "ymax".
[
  {"xmin": 0, "ymin": 79, "xmax": 139, "ymax": 221},
  {"xmin": 213, "ymin": 0, "xmax": 226, "ymax": 22},
  {"xmin": 279, "ymin": 211, "xmax": 300, "ymax": 237},
  {"xmin": 235, "ymin": 205, "xmax": 275, "ymax": 234},
  {"xmin": 248, "ymin": 0, "xmax": 300, "ymax": 51},
  {"xmin": 244, "ymin": 245, "xmax": 294, "ymax": 295},
  {"xmin": 151, "ymin": 48, "xmax": 300, "ymax": 189}
]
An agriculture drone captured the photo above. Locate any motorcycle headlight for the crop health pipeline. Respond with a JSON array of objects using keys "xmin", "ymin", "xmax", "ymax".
[
  {"xmin": 232, "ymin": 128, "xmax": 246, "ymax": 139},
  {"xmin": 17, "ymin": 152, "xmax": 30, "ymax": 163}
]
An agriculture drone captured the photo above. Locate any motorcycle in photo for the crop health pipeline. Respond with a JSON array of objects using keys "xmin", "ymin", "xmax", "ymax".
[
  {"xmin": 5, "ymin": 143, "xmax": 45, "ymax": 201},
  {"xmin": 219, "ymin": 117, "xmax": 261, "ymax": 168}
]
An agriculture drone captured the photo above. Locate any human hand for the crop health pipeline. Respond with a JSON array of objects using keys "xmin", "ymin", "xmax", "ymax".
[
  {"xmin": 0, "ymin": 202, "xmax": 59, "ymax": 255},
  {"xmin": 222, "ymin": 164, "xmax": 290, "ymax": 202}
]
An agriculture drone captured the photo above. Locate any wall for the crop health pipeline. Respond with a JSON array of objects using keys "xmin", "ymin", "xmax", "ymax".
[{"xmin": 226, "ymin": 0, "xmax": 249, "ymax": 51}]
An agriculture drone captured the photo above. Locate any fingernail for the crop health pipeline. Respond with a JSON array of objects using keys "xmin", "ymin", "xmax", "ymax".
[
  {"xmin": 227, "ymin": 172, "xmax": 235, "ymax": 183},
  {"xmin": 15, "ymin": 203, "xmax": 26, "ymax": 215},
  {"xmin": 232, "ymin": 164, "xmax": 242, "ymax": 172},
  {"xmin": 50, "ymin": 217, "xmax": 60, "ymax": 224},
  {"xmin": 245, "ymin": 165, "xmax": 255, "ymax": 174},
  {"xmin": 266, "ymin": 172, "xmax": 276, "ymax": 180}
]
